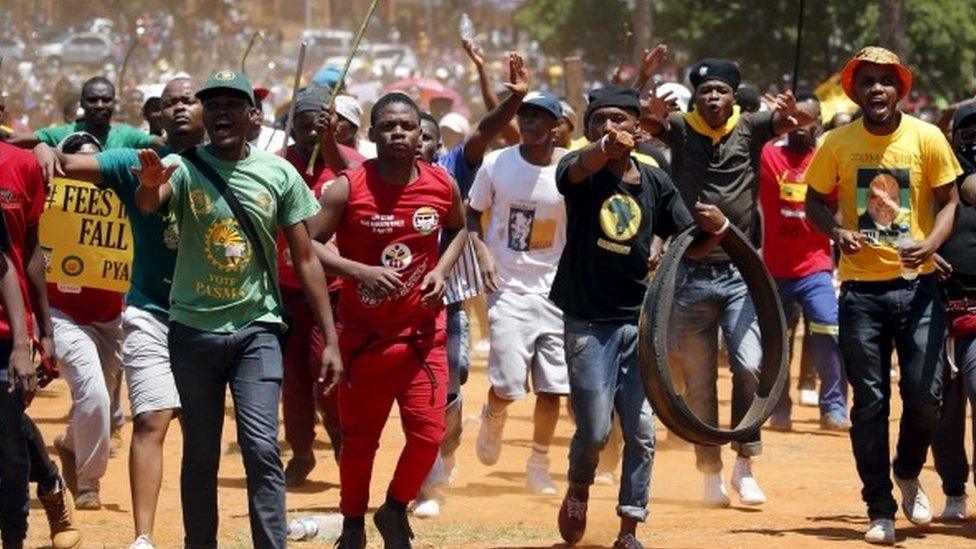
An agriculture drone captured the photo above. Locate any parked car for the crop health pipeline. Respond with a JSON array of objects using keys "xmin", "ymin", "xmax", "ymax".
[
  {"xmin": 36, "ymin": 33, "xmax": 114, "ymax": 67},
  {"xmin": 0, "ymin": 37, "xmax": 26, "ymax": 62},
  {"xmin": 301, "ymin": 29, "xmax": 353, "ymax": 59}
]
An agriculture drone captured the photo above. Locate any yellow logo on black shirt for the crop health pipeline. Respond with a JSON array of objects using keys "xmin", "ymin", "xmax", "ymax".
[{"xmin": 599, "ymin": 194, "xmax": 641, "ymax": 242}]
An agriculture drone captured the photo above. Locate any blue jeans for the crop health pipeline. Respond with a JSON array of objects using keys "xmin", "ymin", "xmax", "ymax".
[
  {"xmin": 774, "ymin": 271, "xmax": 848, "ymax": 417},
  {"xmin": 0, "ymin": 342, "xmax": 29, "ymax": 546},
  {"xmin": 670, "ymin": 260, "xmax": 762, "ymax": 473},
  {"xmin": 169, "ymin": 322, "xmax": 286, "ymax": 549},
  {"xmin": 839, "ymin": 275, "xmax": 945, "ymax": 520},
  {"xmin": 444, "ymin": 304, "xmax": 469, "ymax": 458},
  {"xmin": 932, "ymin": 333, "xmax": 976, "ymax": 497},
  {"xmin": 565, "ymin": 315, "xmax": 654, "ymax": 521}
]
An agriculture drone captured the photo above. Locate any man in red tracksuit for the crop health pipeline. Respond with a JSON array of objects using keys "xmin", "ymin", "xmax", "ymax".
[
  {"xmin": 313, "ymin": 92, "xmax": 467, "ymax": 548},
  {"xmin": 277, "ymin": 86, "xmax": 365, "ymax": 486}
]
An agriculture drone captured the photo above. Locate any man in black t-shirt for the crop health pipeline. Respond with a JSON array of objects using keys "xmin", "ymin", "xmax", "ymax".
[
  {"xmin": 641, "ymin": 57, "xmax": 818, "ymax": 508},
  {"xmin": 930, "ymin": 104, "xmax": 976, "ymax": 522},
  {"xmin": 551, "ymin": 86, "xmax": 727, "ymax": 549}
]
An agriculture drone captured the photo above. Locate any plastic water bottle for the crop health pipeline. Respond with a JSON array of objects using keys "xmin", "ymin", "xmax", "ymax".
[
  {"xmin": 459, "ymin": 13, "xmax": 476, "ymax": 43},
  {"xmin": 287, "ymin": 514, "xmax": 343, "ymax": 541},
  {"xmin": 896, "ymin": 224, "xmax": 918, "ymax": 280}
]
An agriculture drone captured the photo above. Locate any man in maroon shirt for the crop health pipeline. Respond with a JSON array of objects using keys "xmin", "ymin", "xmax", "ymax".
[
  {"xmin": 758, "ymin": 92, "xmax": 849, "ymax": 432},
  {"xmin": 277, "ymin": 86, "xmax": 365, "ymax": 486}
]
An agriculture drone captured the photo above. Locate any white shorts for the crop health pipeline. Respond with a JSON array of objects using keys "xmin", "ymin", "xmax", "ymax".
[
  {"xmin": 122, "ymin": 306, "xmax": 180, "ymax": 416},
  {"xmin": 487, "ymin": 291, "xmax": 569, "ymax": 399}
]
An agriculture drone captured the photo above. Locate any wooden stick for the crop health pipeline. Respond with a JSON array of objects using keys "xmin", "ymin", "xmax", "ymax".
[
  {"xmin": 241, "ymin": 30, "xmax": 265, "ymax": 74},
  {"xmin": 306, "ymin": 0, "xmax": 382, "ymax": 175},
  {"xmin": 117, "ymin": 35, "xmax": 139, "ymax": 93},
  {"xmin": 273, "ymin": 40, "xmax": 308, "ymax": 154}
]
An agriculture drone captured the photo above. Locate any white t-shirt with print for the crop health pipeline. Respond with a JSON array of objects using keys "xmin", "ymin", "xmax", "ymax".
[{"xmin": 468, "ymin": 145, "xmax": 567, "ymax": 294}]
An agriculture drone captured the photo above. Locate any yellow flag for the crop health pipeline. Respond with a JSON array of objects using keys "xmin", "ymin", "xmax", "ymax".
[
  {"xmin": 815, "ymin": 72, "xmax": 858, "ymax": 124},
  {"xmin": 40, "ymin": 178, "xmax": 133, "ymax": 292}
]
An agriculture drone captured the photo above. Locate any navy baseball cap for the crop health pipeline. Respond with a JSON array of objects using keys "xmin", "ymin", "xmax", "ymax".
[
  {"xmin": 953, "ymin": 104, "xmax": 976, "ymax": 131},
  {"xmin": 519, "ymin": 90, "xmax": 563, "ymax": 120}
]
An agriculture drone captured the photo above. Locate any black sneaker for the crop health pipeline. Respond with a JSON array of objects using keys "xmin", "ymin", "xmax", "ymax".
[
  {"xmin": 333, "ymin": 525, "xmax": 366, "ymax": 549},
  {"xmin": 614, "ymin": 533, "xmax": 644, "ymax": 549},
  {"xmin": 558, "ymin": 484, "xmax": 589, "ymax": 545},
  {"xmin": 373, "ymin": 502, "xmax": 414, "ymax": 549}
]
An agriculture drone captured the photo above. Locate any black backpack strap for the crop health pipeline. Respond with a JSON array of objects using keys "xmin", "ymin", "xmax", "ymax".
[{"xmin": 180, "ymin": 146, "xmax": 277, "ymax": 288}]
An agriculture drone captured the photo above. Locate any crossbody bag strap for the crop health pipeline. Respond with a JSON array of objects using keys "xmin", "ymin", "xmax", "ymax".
[{"xmin": 180, "ymin": 147, "xmax": 277, "ymax": 288}]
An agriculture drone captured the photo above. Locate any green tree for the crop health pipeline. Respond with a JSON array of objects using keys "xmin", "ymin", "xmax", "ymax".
[
  {"xmin": 515, "ymin": 0, "xmax": 976, "ymax": 101},
  {"xmin": 514, "ymin": 0, "xmax": 632, "ymax": 70}
]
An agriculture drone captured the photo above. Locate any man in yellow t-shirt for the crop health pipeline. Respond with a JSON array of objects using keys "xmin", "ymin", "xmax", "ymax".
[{"xmin": 805, "ymin": 47, "xmax": 961, "ymax": 545}]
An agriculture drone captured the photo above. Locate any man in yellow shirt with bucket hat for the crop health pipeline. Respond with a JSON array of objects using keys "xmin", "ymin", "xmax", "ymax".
[{"xmin": 805, "ymin": 47, "xmax": 962, "ymax": 544}]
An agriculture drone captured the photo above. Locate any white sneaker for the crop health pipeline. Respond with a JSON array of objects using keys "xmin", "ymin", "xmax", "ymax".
[
  {"xmin": 593, "ymin": 470, "xmax": 615, "ymax": 486},
  {"xmin": 702, "ymin": 472, "xmax": 730, "ymax": 508},
  {"xmin": 476, "ymin": 404, "xmax": 506, "ymax": 465},
  {"xmin": 864, "ymin": 518, "xmax": 895, "ymax": 544},
  {"xmin": 730, "ymin": 457, "xmax": 766, "ymax": 506},
  {"xmin": 411, "ymin": 496, "xmax": 441, "ymax": 518},
  {"xmin": 798, "ymin": 388, "xmax": 819, "ymax": 407},
  {"xmin": 128, "ymin": 534, "xmax": 155, "ymax": 549},
  {"xmin": 526, "ymin": 453, "xmax": 558, "ymax": 495},
  {"xmin": 895, "ymin": 476, "xmax": 932, "ymax": 525},
  {"xmin": 443, "ymin": 455, "xmax": 458, "ymax": 486},
  {"xmin": 940, "ymin": 494, "xmax": 969, "ymax": 521}
]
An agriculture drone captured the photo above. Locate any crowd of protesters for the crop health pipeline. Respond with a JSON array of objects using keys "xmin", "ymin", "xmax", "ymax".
[{"xmin": 2, "ymin": 7, "xmax": 976, "ymax": 549}]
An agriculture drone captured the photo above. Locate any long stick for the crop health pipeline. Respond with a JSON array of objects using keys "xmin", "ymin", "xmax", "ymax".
[
  {"xmin": 272, "ymin": 40, "xmax": 308, "ymax": 154},
  {"xmin": 306, "ymin": 0, "xmax": 382, "ymax": 175},
  {"xmin": 791, "ymin": 0, "xmax": 805, "ymax": 93},
  {"xmin": 117, "ymin": 35, "xmax": 139, "ymax": 93},
  {"xmin": 241, "ymin": 30, "xmax": 265, "ymax": 74}
]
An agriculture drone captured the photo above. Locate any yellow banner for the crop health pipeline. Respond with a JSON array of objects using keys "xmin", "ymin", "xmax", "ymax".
[
  {"xmin": 40, "ymin": 177, "xmax": 132, "ymax": 293},
  {"xmin": 815, "ymin": 72, "xmax": 858, "ymax": 125}
]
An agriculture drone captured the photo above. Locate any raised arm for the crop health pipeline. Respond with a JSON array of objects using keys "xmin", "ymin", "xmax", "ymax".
[
  {"xmin": 133, "ymin": 149, "xmax": 176, "ymax": 213},
  {"xmin": 463, "ymin": 51, "xmax": 529, "ymax": 166},
  {"xmin": 463, "ymin": 39, "xmax": 520, "ymax": 147},
  {"xmin": 771, "ymin": 91, "xmax": 820, "ymax": 135},
  {"xmin": 564, "ymin": 128, "xmax": 633, "ymax": 184},
  {"xmin": 632, "ymin": 44, "xmax": 669, "ymax": 94}
]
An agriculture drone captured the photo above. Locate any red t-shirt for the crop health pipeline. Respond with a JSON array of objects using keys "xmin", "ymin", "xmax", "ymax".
[
  {"xmin": 278, "ymin": 144, "xmax": 365, "ymax": 291},
  {"xmin": 0, "ymin": 143, "xmax": 46, "ymax": 340},
  {"xmin": 47, "ymin": 284, "xmax": 123, "ymax": 325},
  {"xmin": 335, "ymin": 159, "xmax": 454, "ymax": 335},
  {"xmin": 759, "ymin": 142, "xmax": 834, "ymax": 278}
]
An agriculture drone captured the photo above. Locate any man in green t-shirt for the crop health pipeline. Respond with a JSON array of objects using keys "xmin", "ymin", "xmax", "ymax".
[
  {"xmin": 5, "ymin": 76, "xmax": 162, "ymax": 151},
  {"xmin": 33, "ymin": 75, "xmax": 205, "ymax": 549},
  {"xmin": 133, "ymin": 70, "xmax": 342, "ymax": 549}
]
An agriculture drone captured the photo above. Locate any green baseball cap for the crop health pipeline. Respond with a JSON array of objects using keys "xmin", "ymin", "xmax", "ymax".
[{"xmin": 196, "ymin": 69, "xmax": 255, "ymax": 106}]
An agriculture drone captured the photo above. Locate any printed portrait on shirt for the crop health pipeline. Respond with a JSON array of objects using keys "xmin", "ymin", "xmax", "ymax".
[{"xmin": 855, "ymin": 168, "xmax": 910, "ymax": 246}]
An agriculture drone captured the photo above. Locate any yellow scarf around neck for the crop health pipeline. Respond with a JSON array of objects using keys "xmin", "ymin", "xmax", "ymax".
[{"xmin": 684, "ymin": 104, "xmax": 741, "ymax": 145}]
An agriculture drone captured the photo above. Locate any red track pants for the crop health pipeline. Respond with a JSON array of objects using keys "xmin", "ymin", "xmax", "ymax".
[{"xmin": 338, "ymin": 318, "xmax": 447, "ymax": 517}]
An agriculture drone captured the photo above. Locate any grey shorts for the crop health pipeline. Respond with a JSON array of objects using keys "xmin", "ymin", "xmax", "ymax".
[
  {"xmin": 122, "ymin": 306, "xmax": 180, "ymax": 416},
  {"xmin": 487, "ymin": 291, "xmax": 569, "ymax": 399}
]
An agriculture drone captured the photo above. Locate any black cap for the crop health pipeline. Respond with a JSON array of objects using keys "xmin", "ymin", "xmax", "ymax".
[
  {"xmin": 583, "ymin": 85, "xmax": 641, "ymax": 127},
  {"xmin": 953, "ymin": 104, "xmax": 976, "ymax": 132},
  {"xmin": 689, "ymin": 58, "xmax": 741, "ymax": 91}
]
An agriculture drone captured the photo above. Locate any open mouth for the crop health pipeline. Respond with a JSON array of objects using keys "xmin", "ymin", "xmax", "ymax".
[{"xmin": 212, "ymin": 120, "xmax": 233, "ymax": 138}]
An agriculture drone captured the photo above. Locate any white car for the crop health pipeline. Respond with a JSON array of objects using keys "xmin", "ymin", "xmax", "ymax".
[
  {"xmin": 0, "ymin": 37, "xmax": 25, "ymax": 62},
  {"xmin": 37, "ymin": 33, "xmax": 114, "ymax": 68}
]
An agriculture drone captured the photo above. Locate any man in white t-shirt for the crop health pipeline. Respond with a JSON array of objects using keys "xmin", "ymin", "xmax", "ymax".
[{"xmin": 467, "ymin": 90, "xmax": 569, "ymax": 495}]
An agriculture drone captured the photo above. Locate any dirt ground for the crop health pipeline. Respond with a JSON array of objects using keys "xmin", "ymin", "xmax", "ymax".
[{"xmin": 23, "ymin": 339, "xmax": 976, "ymax": 548}]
